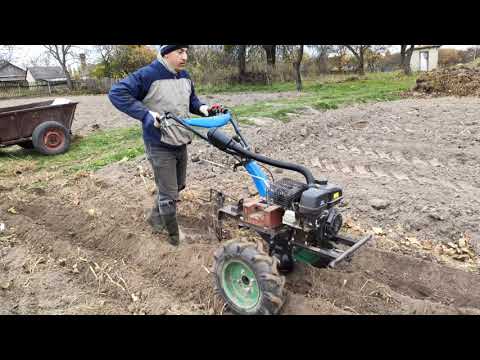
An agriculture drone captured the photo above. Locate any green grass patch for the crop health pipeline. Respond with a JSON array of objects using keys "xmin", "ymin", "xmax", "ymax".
[
  {"xmin": 0, "ymin": 126, "xmax": 145, "ymax": 176},
  {"xmin": 230, "ymin": 72, "xmax": 416, "ymax": 121},
  {"xmin": 312, "ymin": 101, "xmax": 338, "ymax": 110},
  {"xmin": 197, "ymin": 81, "xmax": 297, "ymax": 94}
]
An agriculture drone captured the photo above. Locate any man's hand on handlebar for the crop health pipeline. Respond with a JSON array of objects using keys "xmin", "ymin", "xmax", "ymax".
[
  {"xmin": 147, "ymin": 111, "xmax": 166, "ymax": 128},
  {"xmin": 208, "ymin": 103, "xmax": 227, "ymax": 116},
  {"xmin": 199, "ymin": 103, "xmax": 227, "ymax": 117}
]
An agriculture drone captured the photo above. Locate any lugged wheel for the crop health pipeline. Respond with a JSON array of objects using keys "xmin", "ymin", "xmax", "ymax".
[{"xmin": 213, "ymin": 239, "xmax": 286, "ymax": 315}]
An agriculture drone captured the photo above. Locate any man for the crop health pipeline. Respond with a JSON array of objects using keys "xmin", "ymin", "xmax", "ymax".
[{"xmin": 108, "ymin": 45, "xmax": 223, "ymax": 246}]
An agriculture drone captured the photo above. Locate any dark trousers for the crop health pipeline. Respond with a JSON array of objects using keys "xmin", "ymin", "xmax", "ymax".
[{"xmin": 145, "ymin": 143, "xmax": 188, "ymax": 217}]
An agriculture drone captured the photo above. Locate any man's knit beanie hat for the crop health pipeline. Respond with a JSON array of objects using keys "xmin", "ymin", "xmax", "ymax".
[{"xmin": 160, "ymin": 45, "xmax": 189, "ymax": 56}]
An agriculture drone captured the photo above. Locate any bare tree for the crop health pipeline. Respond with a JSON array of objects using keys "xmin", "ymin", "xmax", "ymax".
[
  {"xmin": 262, "ymin": 45, "xmax": 277, "ymax": 85},
  {"xmin": 262, "ymin": 45, "xmax": 276, "ymax": 67},
  {"xmin": 474, "ymin": 45, "xmax": 480, "ymax": 61},
  {"xmin": 94, "ymin": 45, "xmax": 117, "ymax": 78},
  {"xmin": 345, "ymin": 45, "xmax": 372, "ymax": 75},
  {"xmin": 365, "ymin": 45, "xmax": 388, "ymax": 72},
  {"xmin": 309, "ymin": 45, "xmax": 334, "ymax": 73},
  {"xmin": 42, "ymin": 45, "xmax": 77, "ymax": 89},
  {"xmin": 224, "ymin": 45, "xmax": 248, "ymax": 81},
  {"xmin": 238, "ymin": 45, "xmax": 247, "ymax": 80},
  {"xmin": 278, "ymin": 45, "xmax": 305, "ymax": 91},
  {"xmin": 0, "ymin": 45, "xmax": 15, "ymax": 62},
  {"xmin": 292, "ymin": 45, "xmax": 304, "ymax": 91},
  {"xmin": 330, "ymin": 46, "xmax": 350, "ymax": 73}
]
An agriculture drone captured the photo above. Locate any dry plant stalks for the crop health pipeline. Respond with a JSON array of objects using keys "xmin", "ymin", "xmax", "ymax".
[
  {"xmin": 359, "ymin": 279, "xmax": 372, "ymax": 293},
  {"xmin": 343, "ymin": 306, "xmax": 359, "ymax": 314},
  {"xmin": 23, "ymin": 255, "xmax": 46, "ymax": 287},
  {"xmin": 210, "ymin": 293, "xmax": 227, "ymax": 315},
  {"xmin": 137, "ymin": 165, "xmax": 149, "ymax": 192},
  {"xmin": 137, "ymin": 165, "xmax": 155, "ymax": 194},
  {"xmin": 75, "ymin": 254, "xmax": 140, "ymax": 301},
  {"xmin": 368, "ymin": 285, "xmax": 397, "ymax": 304}
]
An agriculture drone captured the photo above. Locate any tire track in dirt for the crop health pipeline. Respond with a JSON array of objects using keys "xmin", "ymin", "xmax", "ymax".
[
  {"xmin": 308, "ymin": 155, "xmax": 480, "ymax": 199},
  {"xmin": 306, "ymin": 165, "xmax": 479, "ymax": 206}
]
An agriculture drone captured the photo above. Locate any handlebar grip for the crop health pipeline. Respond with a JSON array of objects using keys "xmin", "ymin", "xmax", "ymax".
[{"xmin": 182, "ymin": 113, "xmax": 232, "ymax": 129}]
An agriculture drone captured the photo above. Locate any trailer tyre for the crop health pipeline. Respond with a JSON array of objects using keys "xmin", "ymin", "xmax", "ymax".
[
  {"xmin": 32, "ymin": 121, "xmax": 70, "ymax": 155},
  {"xmin": 214, "ymin": 239, "xmax": 286, "ymax": 315}
]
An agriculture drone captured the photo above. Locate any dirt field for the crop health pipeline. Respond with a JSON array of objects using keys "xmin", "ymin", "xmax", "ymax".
[
  {"xmin": 0, "ymin": 91, "xmax": 305, "ymax": 137},
  {"xmin": 1, "ymin": 93, "xmax": 480, "ymax": 315}
]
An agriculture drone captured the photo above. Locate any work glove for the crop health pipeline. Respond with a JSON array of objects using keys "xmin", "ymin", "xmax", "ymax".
[
  {"xmin": 208, "ymin": 103, "xmax": 226, "ymax": 115},
  {"xmin": 199, "ymin": 104, "xmax": 226, "ymax": 117},
  {"xmin": 199, "ymin": 105, "xmax": 209, "ymax": 117},
  {"xmin": 146, "ymin": 111, "xmax": 163, "ymax": 128}
]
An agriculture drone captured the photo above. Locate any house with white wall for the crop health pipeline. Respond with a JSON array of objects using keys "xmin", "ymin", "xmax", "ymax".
[{"xmin": 410, "ymin": 45, "xmax": 441, "ymax": 72}]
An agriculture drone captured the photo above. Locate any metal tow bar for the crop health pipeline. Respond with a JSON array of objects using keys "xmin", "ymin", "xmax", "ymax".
[{"xmin": 328, "ymin": 234, "xmax": 373, "ymax": 269}]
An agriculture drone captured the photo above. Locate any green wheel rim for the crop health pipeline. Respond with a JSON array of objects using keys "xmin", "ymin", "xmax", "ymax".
[{"xmin": 221, "ymin": 259, "xmax": 261, "ymax": 311}]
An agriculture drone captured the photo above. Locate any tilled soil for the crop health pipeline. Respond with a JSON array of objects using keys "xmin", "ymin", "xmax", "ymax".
[{"xmin": 1, "ymin": 95, "xmax": 480, "ymax": 315}]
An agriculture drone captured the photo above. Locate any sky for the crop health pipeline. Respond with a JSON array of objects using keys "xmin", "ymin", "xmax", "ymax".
[
  {"xmin": 9, "ymin": 45, "xmax": 100, "ymax": 70},
  {"xmin": 6, "ymin": 45, "xmax": 476, "ymax": 70}
]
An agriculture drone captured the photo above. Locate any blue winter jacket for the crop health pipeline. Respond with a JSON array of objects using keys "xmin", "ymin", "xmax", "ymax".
[{"xmin": 108, "ymin": 59, "xmax": 205, "ymax": 148}]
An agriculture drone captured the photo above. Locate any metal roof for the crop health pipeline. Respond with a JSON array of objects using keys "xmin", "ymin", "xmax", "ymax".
[{"xmin": 27, "ymin": 66, "xmax": 66, "ymax": 80}]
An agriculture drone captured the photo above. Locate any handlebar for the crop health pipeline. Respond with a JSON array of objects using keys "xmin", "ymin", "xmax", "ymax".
[
  {"xmin": 183, "ymin": 113, "xmax": 232, "ymax": 128},
  {"xmin": 165, "ymin": 111, "xmax": 316, "ymax": 187},
  {"xmin": 165, "ymin": 110, "xmax": 249, "ymax": 150}
]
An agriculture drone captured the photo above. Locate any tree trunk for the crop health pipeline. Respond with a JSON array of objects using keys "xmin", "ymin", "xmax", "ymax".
[
  {"xmin": 358, "ymin": 51, "xmax": 365, "ymax": 75},
  {"xmin": 316, "ymin": 56, "xmax": 328, "ymax": 74},
  {"xmin": 105, "ymin": 63, "xmax": 112, "ymax": 78},
  {"xmin": 401, "ymin": 45, "xmax": 415, "ymax": 75},
  {"xmin": 345, "ymin": 46, "xmax": 366, "ymax": 75},
  {"xmin": 403, "ymin": 53, "xmax": 413, "ymax": 75},
  {"xmin": 293, "ymin": 45, "xmax": 304, "ymax": 91},
  {"xmin": 238, "ymin": 45, "xmax": 246, "ymax": 82},
  {"xmin": 265, "ymin": 63, "xmax": 273, "ymax": 85},
  {"xmin": 263, "ymin": 45, "xmax": 276, "ymax": 67},
  {"xmin": 62, "ymin": 65, "xmax": 73, "ymax": 90},
  {"xmin": 262, "ymin": 45, "xmax": 276, "ymax": 85},
  {"xmin": 400, "ymin": 45, "xmax": 407, "ymax": 67}
]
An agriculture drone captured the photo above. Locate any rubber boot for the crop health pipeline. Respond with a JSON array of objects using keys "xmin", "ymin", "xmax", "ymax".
[
  {"xmin": 163, "ymin": 213, "xmax": 180, "ymax": 246},
  {"xmin": 147, "ymin": 207, "xmax": 183, "ymax": 246},
  {"xmin": 147, "ymin": 207, "xmax": 166, "ymax": 233}
]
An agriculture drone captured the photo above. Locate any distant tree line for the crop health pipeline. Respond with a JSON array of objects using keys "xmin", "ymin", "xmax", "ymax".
[{"xmin": 5, "ymin": 45, "xmax": 480, "ymax": 92}]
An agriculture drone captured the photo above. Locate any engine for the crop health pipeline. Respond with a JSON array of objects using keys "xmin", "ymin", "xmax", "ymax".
[{"xmin": 268, "ymin": 178, "xmax": 344, "ymax": 248}]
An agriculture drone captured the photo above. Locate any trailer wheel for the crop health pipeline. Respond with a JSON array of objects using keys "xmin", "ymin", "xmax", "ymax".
[
  {"xmin": 32, "ymin": 121, "xmax": 70, "ymax": 155},
  {"xmin": 214, "ymin": 239, "xmax": 286, "ymax": 315},
  {"xmin": 18, "ymin": 141, "xmax": 34, "ymax": 149}
]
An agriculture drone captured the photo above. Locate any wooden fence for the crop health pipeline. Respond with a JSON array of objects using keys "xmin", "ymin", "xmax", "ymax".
[{"xmin": 0, "ymin": 78, "xmax": 119, "ymax": 99}]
